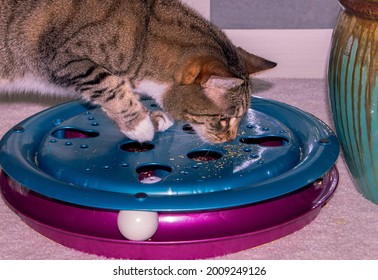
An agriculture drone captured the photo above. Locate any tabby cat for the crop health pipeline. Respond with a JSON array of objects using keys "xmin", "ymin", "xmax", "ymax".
[{"xmin": 0, "ymin": 0, "xmax": 276, "ymax": 143}]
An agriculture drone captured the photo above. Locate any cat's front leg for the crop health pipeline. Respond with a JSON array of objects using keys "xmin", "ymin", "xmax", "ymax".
[
  {"xmin": 51, "ymin": 60, "xmax": 162, "ymax": 142},
  {"xmin": 90, "ymin": 82, "xmax": 162, "ymax": 142},
  {"xmin": 150, "ymin": 111, "xmax": 174, "ymax": 132},
  {"xmin": 116, "ymin": 110, "xmax": 156, "ymax": 143},
  {"xmin": 98, "ymin": 91, "xmax": 174, "ymax": 142},
  {"xmin": 121, "ymin": 110, "xmax": 173, "ymax": 142},
  {"xmin": 103, "ymin": 98, "xmax": 155, "ymax": 143}
]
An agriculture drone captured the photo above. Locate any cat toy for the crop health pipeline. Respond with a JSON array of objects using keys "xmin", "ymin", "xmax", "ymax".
[{"xmin": 0, "ymin": 96, "xmax": 339, "ymax": 259}]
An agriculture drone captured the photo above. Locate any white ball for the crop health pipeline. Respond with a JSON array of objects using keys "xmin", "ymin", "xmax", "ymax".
[{"xmin": 117, "ymin": 210, "xmax": 159, "ymax": 241}]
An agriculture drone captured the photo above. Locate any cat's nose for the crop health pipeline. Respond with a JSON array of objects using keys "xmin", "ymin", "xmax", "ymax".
[
  {"xmin": 226, "ymin": 135, "xmax": 236, "ymax": 142},
  {"xmin": 226, "ymin": 129, "xmax": 237, "ymax": 142}
]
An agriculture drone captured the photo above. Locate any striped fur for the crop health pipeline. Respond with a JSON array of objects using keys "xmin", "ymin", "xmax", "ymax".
[{"xmin": 0, "ymin": 0, "xmax": 276, "ymax": 143}]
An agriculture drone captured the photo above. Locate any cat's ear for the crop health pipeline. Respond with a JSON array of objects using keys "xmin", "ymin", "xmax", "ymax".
[
  {"xmin": 237, "ymin": 47, "xmax": 277, "ymax": 75},
  {"xmin": 175, "ymin": 56, "xmax": 233, "ymax": 85},
  {"xmin": 202, "ymin": 76, "xmax": 244, "ymax": 108}
]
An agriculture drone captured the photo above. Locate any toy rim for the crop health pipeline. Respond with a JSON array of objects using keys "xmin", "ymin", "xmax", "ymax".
[{"xmin": 0, "ymin": 97, "xmax": 340, "ymax": 211}]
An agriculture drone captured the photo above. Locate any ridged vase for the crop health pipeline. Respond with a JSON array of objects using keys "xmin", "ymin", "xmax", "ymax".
[{"xmin": 328, "ymin": 0, "xmax": 378, "ymax": 204}]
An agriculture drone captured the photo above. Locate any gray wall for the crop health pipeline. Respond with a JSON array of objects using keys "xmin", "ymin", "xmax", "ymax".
[{"xmin": 210, "ymin": 0, "xmax": 341, "ymax": 29}]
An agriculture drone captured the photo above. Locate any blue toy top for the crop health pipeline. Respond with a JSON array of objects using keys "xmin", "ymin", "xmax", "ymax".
[{"xmin": 0, "ymin": 97, "xmax": 339, "ymax": 211}]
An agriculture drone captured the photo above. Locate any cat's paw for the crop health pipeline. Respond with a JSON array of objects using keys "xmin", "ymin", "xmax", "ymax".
[
  {"xmin": 150, "ymin": 111, "xmax": 174, "ymax": 132},
  {"xmin": 122, "ymin": 115, "xmax": 155, "ymax": 142}
]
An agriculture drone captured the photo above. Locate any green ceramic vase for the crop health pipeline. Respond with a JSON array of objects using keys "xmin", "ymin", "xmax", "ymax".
[{"xmin": 328, "ymin": 0, "xmax": 378, "ymax": 204}]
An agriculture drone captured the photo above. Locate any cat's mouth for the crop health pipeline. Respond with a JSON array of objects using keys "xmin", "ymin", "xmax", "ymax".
[{"xmin": 208, "ymin": 133, "xmax": 237, "ymax": 144}]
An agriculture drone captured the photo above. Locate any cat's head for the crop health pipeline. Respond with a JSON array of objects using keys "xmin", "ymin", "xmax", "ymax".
[{"xmin": 164, "ymin": 48, "xmax": 276, "ymax": 143}]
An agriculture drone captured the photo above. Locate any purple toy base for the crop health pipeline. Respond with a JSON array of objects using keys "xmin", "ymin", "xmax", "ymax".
[
  {"xmin": 0, "ymin": 167, "xmax": 338, "ymax": 260},
  {"xmin": 21, "ymin": 211, "xmax": 319, "ymax": 260}
]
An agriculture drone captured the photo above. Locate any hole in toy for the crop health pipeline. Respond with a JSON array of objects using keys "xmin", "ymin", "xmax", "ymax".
[
  {"xmin": 187, "ymin": 150, "xmax": 223, "ymax": 162},
  {"xmin": 240, "ymin": 136, "xmax": 288, "ymax": 147},
  {"xmin": 136, "ymin": 164, "xmax": 172, "ymax": 184},
  {"xmin": 12, "ymin": 125, "xmax": 24, "ymax": 133},
  {"xmin": 319, "ymin": 138, "xmax": 331, "ymax": 145},
  {"xmin": 52, "ymin": 128, "xmax": 99, "ymax": 139},
  {"xmin": 182, "ymin": 124, "xmax": 195, "ymax": 134},
  {"xmin": 135, "ymin": 192, "xmax": 148, "ymax": 199},
  {"xmin": 120, "ymin": 142, "xmax": 155, "ymax": 152}
]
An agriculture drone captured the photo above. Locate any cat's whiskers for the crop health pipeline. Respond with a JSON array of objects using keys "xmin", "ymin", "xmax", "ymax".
[
  {"xmin": 150, "ymin": 130, "xmax": 213, "ymax": 150},
  {"xmin": 150, "ymin": 132, "xmax": 197, "ymax": 145}
]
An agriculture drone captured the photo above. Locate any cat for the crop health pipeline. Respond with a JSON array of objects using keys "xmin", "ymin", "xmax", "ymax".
[{"xmin": 0, "ymin": 0, "xmax": 276, "ymax": 143}]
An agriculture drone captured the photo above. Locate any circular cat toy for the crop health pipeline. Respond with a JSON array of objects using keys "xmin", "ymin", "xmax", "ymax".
[{"xmin": 0, "ymin": 97, "xmax": 339, "ymax": 259}]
